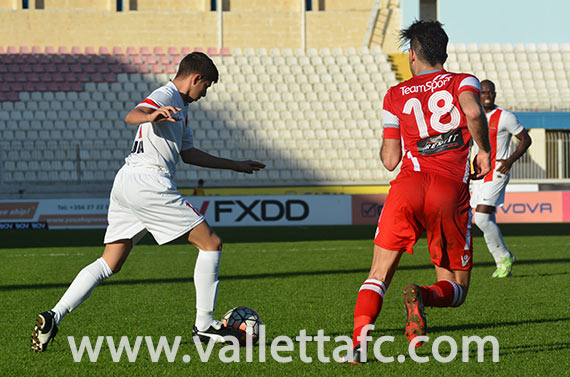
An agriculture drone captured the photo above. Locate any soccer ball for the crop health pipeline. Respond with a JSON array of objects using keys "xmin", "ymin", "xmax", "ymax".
[{"xmin": 221, "ymin": 306, "xmax": 262, "ymax": 346}]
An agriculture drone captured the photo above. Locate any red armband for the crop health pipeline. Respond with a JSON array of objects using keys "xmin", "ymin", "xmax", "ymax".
[{"xmin": 383, "ymin": 127, "xmax": 400, "ymax": 140}]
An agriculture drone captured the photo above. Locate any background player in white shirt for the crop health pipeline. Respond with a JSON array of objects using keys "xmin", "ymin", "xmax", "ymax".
[
  {"xmin": 471, "ymin": 79, "xmax": 532, "ymax": 278},
  {"xmin": 32, "ymin": 52, "xmax": 265, "ymax": 352}
]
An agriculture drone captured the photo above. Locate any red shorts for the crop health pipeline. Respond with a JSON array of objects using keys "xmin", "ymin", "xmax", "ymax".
[{"xmin": 374, "ymin": 171, "xmax": 473, "ymax": 271}]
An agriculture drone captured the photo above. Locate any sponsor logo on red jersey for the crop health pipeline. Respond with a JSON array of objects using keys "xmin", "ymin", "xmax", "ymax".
[
  {"xmin": 416, "ymin": 128, "xmax": 464, "ymax": 156},
  {"xmin": 399, "ymin": 73, "xmax": 453, "ymax": 95}
]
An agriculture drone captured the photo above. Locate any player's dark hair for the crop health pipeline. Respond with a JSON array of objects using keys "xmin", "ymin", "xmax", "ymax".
[
  {"xmin": 480, "ymin": 79, "xmax": 496, "ymax": 93},
  {"xmin": 400, "ymin": 20, "xmax": 448, "ymax": 66},
  {"xmin": 176, "ymin": 52, "xmax": 219, "ymax": 83}
]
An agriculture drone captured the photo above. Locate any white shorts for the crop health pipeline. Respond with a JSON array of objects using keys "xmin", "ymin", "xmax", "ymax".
[
  {"xmin": 470, "ymin": 169, "xmax": 510, "ymax": 208},
  {"xmin": 104, "ymin": 165, "xmax": 205, "ymax": 245}
]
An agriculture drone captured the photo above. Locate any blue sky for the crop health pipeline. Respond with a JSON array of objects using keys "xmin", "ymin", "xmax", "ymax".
[{"xmin": 402, "ymin": 0, "xmax": 570, "ymax": 44}]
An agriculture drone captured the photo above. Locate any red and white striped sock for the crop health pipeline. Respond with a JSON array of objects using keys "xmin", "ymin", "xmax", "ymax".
[
  {"xmin": 420, "ymin": 280, "xmax": 465, "ymax": 307},
  {"xmin": 352, "ymin": 279, "xmax": 386, "ymax": 346}
]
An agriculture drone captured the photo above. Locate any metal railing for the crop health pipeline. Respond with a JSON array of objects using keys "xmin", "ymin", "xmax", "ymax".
[{"xmin": 510, "ymin": 130, "xmax": 570, "ymax": 181}]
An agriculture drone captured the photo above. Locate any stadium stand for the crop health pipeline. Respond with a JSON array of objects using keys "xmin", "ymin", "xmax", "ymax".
[
  {"xmin": 2, "ymin": 42, "xmax": 569, "ymax": 193},
  {"xmin": 0, "ymin": 45, "xmax": 399, "ymax": 189},
  {"xmin": 447, "ymin": 42, "xmax": 570, "ymax": 112}
]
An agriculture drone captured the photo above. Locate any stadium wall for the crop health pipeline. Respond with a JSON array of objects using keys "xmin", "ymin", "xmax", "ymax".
[
  {"xmin": 135, "ymin": 0, "xmax": 209, "ymax": 12},
  {"xmin": 0, "ymin": 7, "xmax": 373, "ymax": 49},
  {"xmin": 0, "ymin": 11, "xmax": 220, "ymax": 48},
  {"xmin": 39, "ymin": 0, "xmax": 113, "ymax": 11},
  {"xmin": 228, "ymin": 0, "xmax": 302, "ymax": 11},
  {"xmin": 306, "ymin": 11, "xmax": 369, "ymax": 49},
  {"xmin": 527, "ymin": 129, "xmax": 546, "ymax": 175},
  {"xmin": 324, "ymin": 0, "xmax": 374, "ymax": 11}
]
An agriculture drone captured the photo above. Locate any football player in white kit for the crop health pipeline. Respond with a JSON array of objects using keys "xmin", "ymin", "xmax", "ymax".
[
  {"xmin": 470, "ymin": 80, "xmax": 531, "ymax": 278},
  {"xmin": 32, "ymin": 52, "xmax": 265, "ymax": 352}
]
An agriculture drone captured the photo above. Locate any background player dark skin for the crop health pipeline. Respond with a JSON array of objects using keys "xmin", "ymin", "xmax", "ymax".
[{"xmin": 475, "ymin": 80, "xmax": 532, "ymax": 216}]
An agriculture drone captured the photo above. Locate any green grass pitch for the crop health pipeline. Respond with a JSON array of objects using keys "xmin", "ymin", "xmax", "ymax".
[{"xmin": 1, "ymin": 225, "xmax": 569, "ymax": 376}]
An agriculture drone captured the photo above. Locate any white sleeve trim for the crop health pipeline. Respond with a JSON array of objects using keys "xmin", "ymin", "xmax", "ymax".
[
  {"xmin": 459, "ymin": 76, "xmax": 480, "ymax": 91},
  {"xmin": 382, "ymin": 110, "xmax": 399, "ymax": 128},
  {"xmin": 136, "ymin": 103, "xmax": 160, "ymax": 110}
]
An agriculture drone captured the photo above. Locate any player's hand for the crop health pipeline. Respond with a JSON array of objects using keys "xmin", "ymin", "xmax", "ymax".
[
  {"xmin": 232, "ymin": 160, "xmax": 266, "ymax": 174},
  {"xmin": 470, "ymin": 151, "xmax": 491, "ymax": 180},
  {"xmin": 496, "ymin": 159, "xmax": 513, "ymax": 174},
  {"xmin": 147, "ymin": 106, "xmax": 182, "ymax": 123}
]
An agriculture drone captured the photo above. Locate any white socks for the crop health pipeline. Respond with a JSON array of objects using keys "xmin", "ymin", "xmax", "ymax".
[
  {"xmin": 52, "ymin": 257, "xmax": 113, "ymax": 325},
  {"xmin": 194, "ymin": 250, "xmax": 222, "ymax": 331},
  {"xmin": 473, "ymin": 212, "xmax": 511, "ymax": 263},
  {"xmin": 50, "ymin": 251, "xmax": 222, "ymax": 331}
]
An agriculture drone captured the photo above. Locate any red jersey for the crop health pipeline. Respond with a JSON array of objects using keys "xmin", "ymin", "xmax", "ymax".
[{"xmin": 382, "ymin": 70, "xmax": 480, "ymax": 183}]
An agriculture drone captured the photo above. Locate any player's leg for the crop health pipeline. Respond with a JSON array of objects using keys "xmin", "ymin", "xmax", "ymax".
[
  {"xmin": 32, "ymin": 166, "xmax": 146, "ymax": 352},
  {"xmin": 350, "ymin": 173, "xmax": 423, "ymax": 362},
  {"xmin": 474, "ymin": 204, "xmax": 514, "ymax": 278},
  {"xmin": 186, "ymin": 222, "xmax": 239, "ymax": 343},
  {"xmin": 418, "ymin": 265, "xmax": 470, "ymax": 308},
  {"xmin": 187, "ymin": 220, "xmax": 222, "ymax": 251},
  {"xmin": 52, "ymin": 240, "xmax": 132, "ymax": 322},
  {"xmin": 402, "ymin": 266, "xmax": 469, "ymax": 349},
  {"xmin": 185, "ymin": 221, "xmax": 232, "ymax": 342},
  {"xmin": 32, "ymin": 240, "xmax": 132, "ymax": 352},
  {"xmin": 472, "ymin": 175, "xmax": 514, "ymax": 277},
  {"xmin": 346, "ymin": 245, "xmax": 403, "ymax": 363},
  {"xmin": 127, "ymin": 170, "xmax": 229, "ymax": 341},
  {"xmin": 405, "ymin": 175, "xmax": 470, "ymax": 345},
  {"xmin": 353, "ymin": 245, "xmax": 404, "ymax": 346}
]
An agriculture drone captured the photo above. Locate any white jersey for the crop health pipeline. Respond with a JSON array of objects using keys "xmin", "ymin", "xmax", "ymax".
[
  {"xmin": 486, "ymin": 106, "xmax": 524, "ymax": 160},
  {"xmin": 473, "ymin": 106, "xmax": 524, "ymax": 159},
  {"xmin": 124, "ymin": 81, "xmax": 193, "ymax": 177},
  {"xmin": 473, "ymin": 106, "xmax": 524, "ymax": 182}
]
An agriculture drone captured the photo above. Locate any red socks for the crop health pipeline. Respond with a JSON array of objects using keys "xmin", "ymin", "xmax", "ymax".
[
  {"xmin": 353, "ymin": 279, "xmax": 386, "ymax": 346},
  {"xmin": 420, "ymin": 280, "xmax": 465, "ymax": 307},
  {"xmin": 352, "ymin": 279, "xmax": 466, "ymax": 347}
]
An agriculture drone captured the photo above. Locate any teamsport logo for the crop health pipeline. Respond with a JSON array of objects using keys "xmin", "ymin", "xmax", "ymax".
[
  {"xmin": 66, "ymin": 325, "xmax": 499, "ymax": 364},
  {"xmin": 400, "ymin": 73, "xmax": 453, "ymax": 95}
]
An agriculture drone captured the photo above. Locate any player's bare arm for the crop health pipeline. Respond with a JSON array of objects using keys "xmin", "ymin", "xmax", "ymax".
[
  {"xmin": 125, "ymin": 105, "xmax": 182, "ymax": 125},
  {"xmin": 380, "ymin": 138, "xmax": 402, "ymax": 171},
  {"xmin": 496, "ymin": 129, "xmax": 532, "ymax": 174},
  {"xmin": 181, "ymin": 148, "xmax": 266, "ymax": 174},
  {"xmin": 458, "ymin": 91, "xmax": 491, "ymax": 179}
]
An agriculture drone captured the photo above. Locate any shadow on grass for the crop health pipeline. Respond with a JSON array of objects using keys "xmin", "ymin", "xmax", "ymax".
[
  {"xmin": 323, "ymin": 316, "xmax": 570, "ymax": 339},
  {"xmin": 409, "ymin": 339, "xmax": 570, "ymax": 359},
  {"xmin": 2, "ymin": 223, "xmax": 569, "ymax": 248},
  {"xmin": 427, "ymin": 316, "xmax": 570, "ymax": 334},
  {"xmin": 373, "ymin": 318, "xmax": 570, "ymax": 359},
  {"xmin": 498, "ymin": 341, "xmax": 570, "ymax": 355},
  {"xmin": 0, "ymin": 226, "xmax": 377, "ymax": 249},
  {"xmin": 511, "ymin": 271, "xmax": 569, "ymax": 278},
  {"xmin": 1, "ymin": 258, "xmax": 569, "ymax": 292}
]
